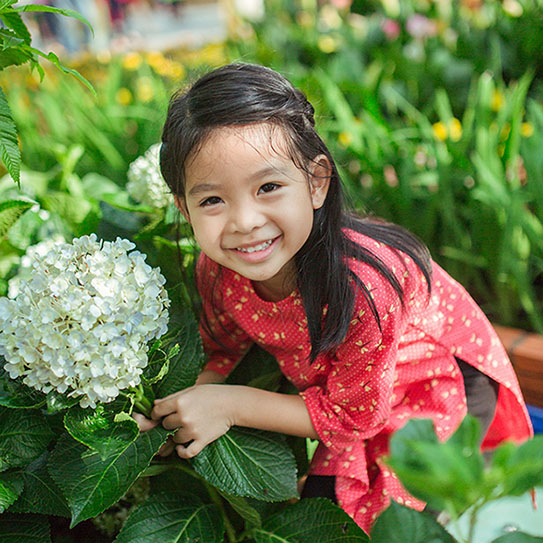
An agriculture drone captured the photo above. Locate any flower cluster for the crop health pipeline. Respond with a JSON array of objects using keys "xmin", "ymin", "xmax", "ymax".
[
  {"xmin": 0, "ymin": 235, "xmax": 170, "ymax": 408},
  {"xmin": 7, "ymin": 235, "xmax": 65, "ymax": 299},
  {"xmin": 126, "ymin": 143, "xmax": 174, "ymax": 209}
]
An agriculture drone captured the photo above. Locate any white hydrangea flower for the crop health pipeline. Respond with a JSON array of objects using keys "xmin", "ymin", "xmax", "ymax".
[
  {"xmin": 0, "ymin": 234, "xmax": 170, "ymax": 409},
  {"xmin": 7, "ymin": 235, "xmax": 66, "ymax": 299},
  {"xmin": 126, "ymin": 143, "xmax": 174, "ymax": 209}
]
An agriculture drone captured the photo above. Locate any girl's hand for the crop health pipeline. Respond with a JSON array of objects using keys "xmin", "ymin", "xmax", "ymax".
[
  {"xmin": 132, "ymin": 413, "xmax": 176, "ymax": 456},
  {"xmin": 151, "ymin": 384, "xmax": 236, "ymax": 459}
]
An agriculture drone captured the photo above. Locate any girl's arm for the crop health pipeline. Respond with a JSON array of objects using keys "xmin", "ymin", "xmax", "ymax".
[
  {"xmin": 151, "ymin": 384, "xmax": 318, "ymax": 459},
  {"xmin": 195, "ymin": 369, "xmax": 226, "ymax": 385}
]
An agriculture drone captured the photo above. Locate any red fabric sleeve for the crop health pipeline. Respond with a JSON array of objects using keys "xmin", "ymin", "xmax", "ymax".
[{"xmin": 195, "ymin": 254, "xmax": 252, "ymax": 376}]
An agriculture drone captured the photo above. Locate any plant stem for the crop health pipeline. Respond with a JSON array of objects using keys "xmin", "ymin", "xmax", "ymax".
[
  {"xmin": 205, "ymin": 484, "xmax": 238, "ymax": 543},
  {"xmin": 467, "ymin": 504, "xmax": 480, "ymax": 543},
  {"xmin": 133, "ymin": 384, "xmax": 153, "ymax": 418},
  {"xmin": 172, "ymin": 463, "xmax": 238, "ymax": 542}
]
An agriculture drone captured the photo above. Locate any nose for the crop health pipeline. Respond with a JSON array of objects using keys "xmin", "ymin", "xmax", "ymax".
[{"xmin": 228, "ymin": 201, "xmax": 266, "ymax": 234}]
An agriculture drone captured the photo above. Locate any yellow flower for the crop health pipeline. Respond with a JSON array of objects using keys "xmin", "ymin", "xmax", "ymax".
[
  {"xmin": 338, "ymin": 131, "xmax": 352, "ymax": 147},
  {"xmin": 521, "ymin": 122, "xmax": 534, "ymax": 138},
  {"xmin": 146, "ymin": 51, "xmax": 166, "ymax": 70},
  {"xmin": 491, "ymin": 89, "xmax": 505, "ymax": 112},
  {"xmin": 123, "ymin": 52, "xmax": 142, "ymax": 71},
  {"xmin": 432, "ymin": 121, "xmax": 447, "ymax": 141},
  {"xmin": 165, "ymin": 61, "xmax": 186, "ymax": 80},
  {"xmin": 448, "ymin": 118, "xmax": 463, "ymax": 142},
  {"xmin": 196, "ymin": 43, "xmax": 227, "ymax": 67},
  {"xmin": 116, "ymin": 88, "xmax": 133, "ymax": 106},
  {"xmin": 500, "ymin": 122, "xmax": 511, "ymax": 140},
  {"xmin": 136, "ymin": 78, "xmax": 154, "ymax": 102},
  {"xmin": 432, "ymin": 119, "xmax": 462, "ymax": 142},
  {"xmin": 151, "ymin": 59, "xmax": 171, "ymax": 77},
  {"xmin": 318, "ymin": 35, "xmax": 338, "ymax": 53}
]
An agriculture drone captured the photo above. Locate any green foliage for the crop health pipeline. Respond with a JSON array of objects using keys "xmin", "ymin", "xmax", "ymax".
[
  {"xmin": 0, "ymin": 0, "xmax": 94, "ymax": 185},
  {"xmin": 0, "ymin": 197, "xmax": 34, "ymax": 237},
  {"xmin": 0, "ymin": 513, "xmax": 51, "ymax": 543},
  {"xmin": 387, "ymin": 415, "xmax": 543, "ymax": 542},
  {"xmin": 371, "ymin": 502, "xmax": 456, "ymax": 543},
  {"xmin": 114, "ymin": 492, "xmax": 224, "ymax": 543},
  {"xmin": 192, "ymin": 428, "xmax": 298, "ymax": 501},
  {"xmin": 1, "ymin": 1, "xmax": 542, "ymax": 541},
  {"xmin": 250, "ymin": 498, "xmax": 370, "ymax": 542},
  {"xmin": 0, "ymin": 88, "xmax": 20, "ymax": 185},
  {"xmin": 227, "ymin": 0, "xmax": 543, "ymax": 333}
]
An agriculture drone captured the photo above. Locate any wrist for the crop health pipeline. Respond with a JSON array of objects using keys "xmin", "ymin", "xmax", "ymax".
[{"xmin": 226, "ymin": 385, "xmax": 248, "ymax": 428}]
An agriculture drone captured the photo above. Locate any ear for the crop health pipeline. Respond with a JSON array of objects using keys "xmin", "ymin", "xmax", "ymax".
[
  {"xmin": 308, "ymin": 154, "xmax": 332, "ymax": 210},
  {"xmin": 174, "ymin": 194, "xmax": 191, "ymax": 224}
]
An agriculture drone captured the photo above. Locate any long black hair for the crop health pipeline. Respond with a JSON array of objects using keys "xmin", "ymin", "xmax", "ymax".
[{"xmin": 160, "ymin": 63, "xmax": 432, "ymax": 362}]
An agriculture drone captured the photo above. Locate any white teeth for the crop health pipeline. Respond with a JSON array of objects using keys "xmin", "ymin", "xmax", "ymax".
[{"xmin": 237, "ymin": 239, "xmax": 273, "ymax": 253}]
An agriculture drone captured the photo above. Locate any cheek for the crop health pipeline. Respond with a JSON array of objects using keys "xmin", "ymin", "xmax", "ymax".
[{"xmin": 192, "ymin": 217, "xmax": 222, "ymax": 250}]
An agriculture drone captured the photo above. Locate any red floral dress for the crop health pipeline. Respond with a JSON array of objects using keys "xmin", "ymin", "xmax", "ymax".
[{"xmin": 196, "ymin": 230, "xmax": 532, "ymax": 533}]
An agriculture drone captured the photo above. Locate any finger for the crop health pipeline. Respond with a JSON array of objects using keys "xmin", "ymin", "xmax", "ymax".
[
  {"xmin": 158, "ymin": 438, "xmax": 176, "ymax": 457},
  {"xmin": 176, "ymin": 441, "xmax": 202, "ymax": 460},
  {"xmin": 171, "ymin": 428, "xmax": 193, "ymax": 444},
  {"xmin": 151, "ymin": 399, "xmax": 177, "ymax": 421},
  {"xmin": 132, "ymin": 413, "xmax": 159, "ymax": 432},
  {"xmin": 162, "ymin": 413, "xmax": 183, "ymax": 431},
  {"xmin": 154, "ymin": 386, "xmax": 194, "ymax": 404}
]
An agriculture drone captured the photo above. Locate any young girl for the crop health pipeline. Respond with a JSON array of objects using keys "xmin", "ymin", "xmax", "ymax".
[{"xmin": 139, "ymin": 63, "xmax": 533, "ymax": 533}]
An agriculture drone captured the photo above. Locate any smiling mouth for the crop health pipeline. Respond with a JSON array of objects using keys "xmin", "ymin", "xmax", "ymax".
[{"xmin": 235, "ymin": 238, "xmax": 275, "ymax": 253}]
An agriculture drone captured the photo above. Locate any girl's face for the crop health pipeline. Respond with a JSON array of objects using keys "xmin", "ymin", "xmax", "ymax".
[{"xmin": 177, "ymin": 125, "xmax": 330, "ymax": 301}]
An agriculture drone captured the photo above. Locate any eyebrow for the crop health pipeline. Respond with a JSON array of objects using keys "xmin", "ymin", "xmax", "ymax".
[
  {"xmin": 187, "ymin": 183, "xmax": 220, "ymax": 197},
  {"xmin": 187, "ymin": 164, "xmax": 291, "ymax": 197}
]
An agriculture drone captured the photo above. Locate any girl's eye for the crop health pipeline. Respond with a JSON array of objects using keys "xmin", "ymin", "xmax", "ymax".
[
  {"xmin": 200, "ymin": 196, "xmax": 222, "ymax": 207},
  {"xmin": 259, "ymin": 182, "xmax": 280, "ymax": 194}
]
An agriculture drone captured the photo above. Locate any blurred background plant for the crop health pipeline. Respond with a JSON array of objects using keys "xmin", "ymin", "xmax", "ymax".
[
  {"xmin": 2, "ymin": 0, "xmax": 541, "ymax": 334},
  {"xmin": 1, "ymin": 0, "xmax": 543, "ymax": 541},
  {"xmin": 227, "ymin": 0, "xmax": 543, "ymax": 334}
]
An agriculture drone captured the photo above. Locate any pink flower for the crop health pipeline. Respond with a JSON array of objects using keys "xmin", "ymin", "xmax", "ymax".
[
  {"xmin": 406, "ymin": 14, "xmax": 438, "ymax": 39},
  {"xmin": 381, "ymin": 18, "xmax": 401, "ymax": 40}
]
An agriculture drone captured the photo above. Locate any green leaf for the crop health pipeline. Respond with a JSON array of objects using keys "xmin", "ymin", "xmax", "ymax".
[
  {"xmin": 9, "ymin": 451, "xmax": 70, "ymax": 517},
  {"xmin": 0, "ymin": 470, "xmax": 24, "ymax": 512},
  {"xmin": 101, "ymin": 192, "xmax": 155, "ymax": 214},
  {"xmin": 0, "ymin": 43, "xmax": 32, "ymax": 69},
  {"xmin": 155, "ymin": 309, "xmax": 205, "ymax": 398},
  {"xmin": 41, "ymin": 190, "xmax": 92, "ymax": 231},
  {"xmin": 0, "ymin": 1, "xmax": 17, "ymax": 11},
  {"xmin": 0, "ymin": 87, "xmax": 21, "ymax": 185},
  {"xmin": 48, "ymin": 425, "xmax": 171, "ymax": 527},
  {"xmin": 45, "ymin": 391, "xmax": 79, "ymax": 413},
  {"xmin": 192, "ymin": 427, "xmax": 298, "ymax": 502},
  {"xmin": 387, "ymin": 417, "xmax": 485, "ymax": 514},
  {"xmin": 0, "ymin": 198, "xmax": 35, "ymax": 236},
  {"xmin": 0, "ymin": 407, "xmax": 53, "ymax": 469},
  {"xmin": 114, "ymin": 491, "xmax": 224, "ymax": 543},
  {"xmin": 0, "ymin": 11, "xmax": 30, "ymax": 43},
  {"xmin": 27, "ymin": 47, "xmax": 95, "ymax": 95},
  {"xmin": 218, "ymin": 490, "xmax": 262, "ymax": 529},
  {"xmin": 371, "ymin": 501, "xmax": 457, "ymax": 543},
  {"xmin": 63, "ymin": 404, "xmax": 139, "ymax": 460},
  {"xmin": 10, "ymin": 5, "xmax": 93, "ymax": 34},
  {"xmin": 0, "ymin": 364, "xmax": 46, "ymax": 409},
  {"xmin": 494, "ymin": 436, "xmax": 543, "ymax": 495},
  {"xmin": 492, "ymin": 534, "xmax": 543, "ymax": 543},
  {"xmin": 0, "ymin": 513, "xmax": 50, "ymax": 543},
  {"xmin": 252, "ymin": 498, "xmax": 369, "ymax": 542}
]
